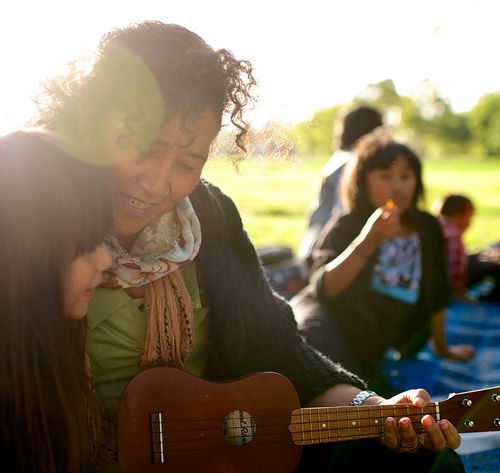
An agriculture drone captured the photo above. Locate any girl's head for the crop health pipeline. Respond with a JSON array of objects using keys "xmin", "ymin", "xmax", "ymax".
[
  {"xmin": 35, "ymin": 21, "xmax": 256, "ymax": 241},
  {"xmin": 341, "ymin": 129, "xmax": 424, "ymax": 217},
  {"xmin": 0, "ymin": 129, "xmax": 112, "ymax": 472},
  {"xmin": 0, "ymin": 129, "xmax": 112, "ymax": 318}
]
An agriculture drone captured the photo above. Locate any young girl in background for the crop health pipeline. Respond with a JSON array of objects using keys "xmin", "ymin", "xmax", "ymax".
[
  {"xmin": 292, "ymin": 129, "xmax": 475, "ymax": 390},
  {"xmin": 0, "ymin": 130, "xmax": 112, "ymax": 472}
]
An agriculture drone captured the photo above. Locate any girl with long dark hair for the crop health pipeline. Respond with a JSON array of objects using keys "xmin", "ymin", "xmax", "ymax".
[{"xmin": 0, "ymin": 129, "xmax": 112, "ymax": 472}]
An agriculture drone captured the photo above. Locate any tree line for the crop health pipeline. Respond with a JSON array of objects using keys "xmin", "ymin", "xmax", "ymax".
[{"xmin": 292, "ymin": 79, "xmax": 500, "ymax": 157}]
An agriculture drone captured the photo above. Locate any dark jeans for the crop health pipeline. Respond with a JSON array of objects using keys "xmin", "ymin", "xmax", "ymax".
[{"xmin": 297, "ymin": 441, "xmax": 465, "ymax": 472}]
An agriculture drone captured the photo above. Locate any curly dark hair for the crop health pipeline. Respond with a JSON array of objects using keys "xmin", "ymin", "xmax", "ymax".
[{"xmin": 33, "ymin": 21, "xmax": 256, "ymax": 154}]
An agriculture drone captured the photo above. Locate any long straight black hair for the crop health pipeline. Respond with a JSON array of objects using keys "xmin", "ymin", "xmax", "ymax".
[{"xmin": 0, "ymin": 129, "xmax": 112, "ymax": 472}]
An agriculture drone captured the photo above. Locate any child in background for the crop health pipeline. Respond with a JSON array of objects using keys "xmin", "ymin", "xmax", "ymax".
[
  {"xmin": 292, "ymin": 130, "xmax": 475, "ymax": 390},
  {"xmin": 437, "ymin": 194, "xmax": 500, "ymax": 302},
  {"xmin": 0, "ymin": 130, "xmax": 112, "ymax": 473}
]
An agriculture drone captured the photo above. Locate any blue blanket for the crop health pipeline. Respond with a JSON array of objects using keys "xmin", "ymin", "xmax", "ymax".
[{"xmin": 433, "ymin": 301, "xmax": 500, "ymax": 395}]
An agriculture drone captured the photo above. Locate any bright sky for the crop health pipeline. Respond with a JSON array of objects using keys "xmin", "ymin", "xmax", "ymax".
[{"xmin": 1, "ymin": 0, "xmax": 499, "ymax": 132}]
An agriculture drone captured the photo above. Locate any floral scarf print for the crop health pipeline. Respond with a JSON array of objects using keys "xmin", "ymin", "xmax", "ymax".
[{"xmin": 102, "ymin": 196, "xmax": 202, "ymax": 288}]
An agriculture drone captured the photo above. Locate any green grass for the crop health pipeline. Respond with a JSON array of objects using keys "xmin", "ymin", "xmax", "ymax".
[{"xmin": 203, "ymin": 154, "xmax": 500, "ymax": 254}]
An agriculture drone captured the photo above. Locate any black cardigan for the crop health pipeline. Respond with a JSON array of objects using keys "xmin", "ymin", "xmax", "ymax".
[{"xmin": 189, "ymin": 179, "xmax": 365, "ymax": 404}]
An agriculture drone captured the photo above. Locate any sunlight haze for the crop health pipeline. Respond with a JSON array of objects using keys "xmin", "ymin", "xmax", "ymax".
[{"xmin": 1, "ymin": 0, "xmax": 499, "ymax": 132}]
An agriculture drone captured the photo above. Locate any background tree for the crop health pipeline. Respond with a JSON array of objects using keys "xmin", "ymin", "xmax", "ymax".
[
  {"xmin": 291, "ymin": 78, "xmax": 479, "ymax": 156},
  {"xmin": 468, "ymin": 92, "xmax": 500, "ymax": 156}
]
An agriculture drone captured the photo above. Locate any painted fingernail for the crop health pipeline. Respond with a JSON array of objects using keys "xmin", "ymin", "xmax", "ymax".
[{"xmin": 422, "ymin": 415, "xmax": 433, "ymax": 428}]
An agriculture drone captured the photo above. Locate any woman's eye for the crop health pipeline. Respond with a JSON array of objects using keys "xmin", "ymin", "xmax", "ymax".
[{"xmin": 176, "ymin": 161, "xmax": 197, "ymax": 171}]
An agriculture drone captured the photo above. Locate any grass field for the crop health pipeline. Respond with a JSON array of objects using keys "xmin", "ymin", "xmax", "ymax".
[{"xmin": 203, "ymin": 153, "xmax": 500, "ymax": 254}]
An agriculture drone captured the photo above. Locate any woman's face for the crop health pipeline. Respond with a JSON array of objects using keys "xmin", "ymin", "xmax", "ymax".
[
  {"xmin": 104, "ymin": 109, "xmax": 220, "ymax": 240},
  {"xmin": 366, "ymin": 154, "xmax": 417, "ymax": 212},
  {"xmin": 64, "ymin": 243, "xmax": 112, "ymax": 319}
]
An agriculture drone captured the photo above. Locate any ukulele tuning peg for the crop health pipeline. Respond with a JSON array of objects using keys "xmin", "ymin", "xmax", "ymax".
[
  {"xmin": 494, "ymin": 418, "xmax": 500, "ymax": 427},
  {"xmin": 462, "ymin": 398, "xmax": 472, "ymax": 407},
  {"xmin": 491, "ymin": 393, "xmax": 500, "ymax": 402}
]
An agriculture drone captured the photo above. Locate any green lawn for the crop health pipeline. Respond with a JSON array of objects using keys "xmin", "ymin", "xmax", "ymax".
[{"xmin": 203, "ymin": 154, "xmax": 500, "ymax": 254}]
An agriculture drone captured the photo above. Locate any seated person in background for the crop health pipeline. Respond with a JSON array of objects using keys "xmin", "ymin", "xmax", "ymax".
[
  {"xmin": 292, "ymin": 130, "xmax": 475, "ymax": 394},
  {"xmin": 299, "ymin": 104, "xmax": 383, "ymax": 265},
  {"xmin": 437, "ymin": 194, "xmax": 500, "ymax": 302}
]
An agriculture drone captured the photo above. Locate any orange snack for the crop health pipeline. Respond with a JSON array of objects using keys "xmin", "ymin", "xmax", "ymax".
[{"xmin": 386, "ymin": 198, "xmax": 395, "ymax": 209}]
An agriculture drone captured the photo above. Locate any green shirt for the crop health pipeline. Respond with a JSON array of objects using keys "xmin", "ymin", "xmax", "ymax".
[{"xmin": 86, "ymin": 262, "xmax": 209, "ymax": 421}]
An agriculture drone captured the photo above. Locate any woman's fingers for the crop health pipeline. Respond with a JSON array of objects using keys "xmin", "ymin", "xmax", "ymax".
[
  {"xmin": 398, "ymin": 417, "xmax": 420, "ymax": 453},
  {"xmin": 381, "ymin": 417, "xmax": 400, "ymax": 450},
  {"xmin": 381, "ymin": 410, "xmax": 461, "ymax": 454},
  {"xmin": 420, "ymin": 415, "xmax": 461, "ymax": 451}
]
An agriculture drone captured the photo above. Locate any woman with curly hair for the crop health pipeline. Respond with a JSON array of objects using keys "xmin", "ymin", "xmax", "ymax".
[
  {"xmin": 0, "ymin": 129, "xmax": 112, "ymax": 472},
  {"xmin": 34, "ymin": 21, "xmax": 463, "ymax": 472}
]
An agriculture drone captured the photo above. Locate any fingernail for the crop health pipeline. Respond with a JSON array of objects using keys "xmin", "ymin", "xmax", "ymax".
[
  {"xmin": 415, "ymin": 396, "xmax": 425, "ymax": 406},
  {"xmin": 422, "ymin": 415, "xmax": 433, "ymax": 428},
  {"xmin": 440, "ymin": 420, "xmax": 450, "ymax": 430},
  {"xmin": 400, "ymin": 418, "xmax": 410, "ymax": 427}
]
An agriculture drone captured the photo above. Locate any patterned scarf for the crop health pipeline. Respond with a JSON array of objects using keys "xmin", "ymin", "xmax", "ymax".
[
  {"xmin": 87, "ymin": 197, "xmax": 202, "ymax": 469},
  {"xmin": 101, "ymin": 196, "xmax": 202, "ymax": 369}
]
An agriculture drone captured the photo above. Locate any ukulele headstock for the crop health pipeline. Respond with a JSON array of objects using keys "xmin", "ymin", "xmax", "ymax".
[{"xmin": 439, "ymin": 386, "xmax": 500, "ymax": 433}]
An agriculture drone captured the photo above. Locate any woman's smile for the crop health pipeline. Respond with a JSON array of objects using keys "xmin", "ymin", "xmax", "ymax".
[{"xmin": 119, "ymin": 191, "xmax": 156, "ymax": 214}]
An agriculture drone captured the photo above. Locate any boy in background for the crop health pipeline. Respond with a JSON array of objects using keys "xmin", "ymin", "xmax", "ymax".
[{"xmin": 437, "ymin": 194, "xmax": 499, "ymax": 301}]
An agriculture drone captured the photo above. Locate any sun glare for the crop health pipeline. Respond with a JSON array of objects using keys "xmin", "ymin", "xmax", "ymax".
[{"xmin": 1, "ymin": 0, "xmax": 499, "ymax": 134}]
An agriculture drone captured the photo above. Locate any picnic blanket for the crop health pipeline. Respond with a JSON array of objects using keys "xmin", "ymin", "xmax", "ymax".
[
  {"xmin": 433, "ymin": 301, "xmax": 500, "ymax": 395},
  {"xmin": 384, "ymin": 301, "xmax": 500, "ymax": 473}
]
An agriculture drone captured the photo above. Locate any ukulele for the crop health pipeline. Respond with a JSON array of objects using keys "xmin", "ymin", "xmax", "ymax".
[{"xmin": 117, "ymin": 367, "xmax": 500, "ymax": 473}]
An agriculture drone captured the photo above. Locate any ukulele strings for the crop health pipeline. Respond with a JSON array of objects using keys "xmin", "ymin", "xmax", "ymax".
[{"xmin": 153, "ymin": 400, "xmax": 487, "ymax": 442}]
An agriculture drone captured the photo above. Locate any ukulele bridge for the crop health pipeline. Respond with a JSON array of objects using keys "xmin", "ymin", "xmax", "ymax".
[{"xmin": 150, "ymin": 411, "xmax": 167, "ymax": 464}]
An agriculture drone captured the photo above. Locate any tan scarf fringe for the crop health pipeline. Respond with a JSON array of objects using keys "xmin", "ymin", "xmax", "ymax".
[{"xmin": 142, "ymin": 270, "xmax": 194, "ymax": 369}]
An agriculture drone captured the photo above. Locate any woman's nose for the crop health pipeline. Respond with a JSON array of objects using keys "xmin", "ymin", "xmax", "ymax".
[{"xmin": 138, "ymin": 159, "xmax": 172, "ymax": 198}]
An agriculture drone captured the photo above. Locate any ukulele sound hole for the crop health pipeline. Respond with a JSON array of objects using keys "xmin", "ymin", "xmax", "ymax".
[{"xmin": 222, "ymin": 410, "xmax": 256, "ymax": 446}]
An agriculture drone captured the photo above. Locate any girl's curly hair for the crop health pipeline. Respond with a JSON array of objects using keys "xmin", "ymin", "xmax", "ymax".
[{"xmin": 33, "ymin": 21, "xmax": 256, "ymax": 153}]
